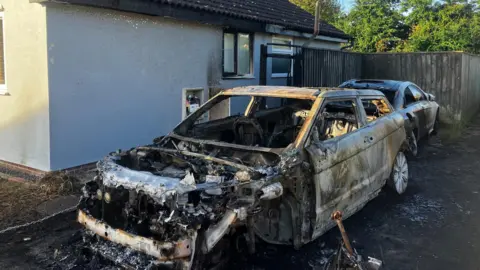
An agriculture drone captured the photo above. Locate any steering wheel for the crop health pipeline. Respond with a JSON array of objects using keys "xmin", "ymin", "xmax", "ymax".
[
  {"xmin": 233, "ymin": 117, "xmax": 265, "ymax": 146},
  {"xmin": 267, "ymin": 125, "xmax": 299, "ymax": 147}
]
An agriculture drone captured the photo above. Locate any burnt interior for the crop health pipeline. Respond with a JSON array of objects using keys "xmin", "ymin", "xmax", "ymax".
[
  {"xmin": 309, "ymin": 98, "xmax": 392, "ymax": 140},
  {"xmin": 176, "ymin": 96, "xmax": 313, "ymax": 148},
  {"xmin": 361, "ymin": 98, "xmax": 392, "ymax": 123},
  {"xmin": 311, "ymin": 100, "xmax": 359, "ymax": 140}
]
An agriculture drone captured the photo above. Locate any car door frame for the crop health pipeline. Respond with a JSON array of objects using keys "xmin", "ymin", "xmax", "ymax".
[
  {"xmin": 397, "ymin": 83, "xmax": 429, "ymax": 139},
  {"xmin": 306, "ymin": 95, "xmax": 384, "ymax": 240},
  {"xmin": 358, "ymin": 95, "xmax": 405, "ymax": 185},
  {"xmin": 410, "ymin": 84, "xmax": 437, "ymax": 132}
]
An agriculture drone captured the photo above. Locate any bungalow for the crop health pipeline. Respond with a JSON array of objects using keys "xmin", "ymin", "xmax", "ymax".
[{"xmin": 0, "ymin": 0, "xmax": 349, "ymax": 175}]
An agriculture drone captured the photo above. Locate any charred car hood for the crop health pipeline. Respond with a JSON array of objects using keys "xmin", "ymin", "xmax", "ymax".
[
  {"xmin": 99, "ymin": 155, "xmax": 219, "ymax": 204},
  {"xmin": 96, "ymin": 145, "xmax": 282, "ymax": 205}
]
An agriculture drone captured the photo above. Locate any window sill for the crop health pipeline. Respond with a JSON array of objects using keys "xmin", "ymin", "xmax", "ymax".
[
  {"xmin": 0, "ymin": 89, "xmax": 9, "ymax": 96},
  {"xmin": 272, "ymin": 73, "xmax": 290, "ymax": 78},
  {"xmin": 222, "ymin": 74, "xmax": 255, "ymax": 80}
]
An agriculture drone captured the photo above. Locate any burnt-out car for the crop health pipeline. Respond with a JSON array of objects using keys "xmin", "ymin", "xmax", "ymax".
[
  {"xmin": 339, "ymin": 79, "xmax": 440, "ymax": 155},
  {"xmin": 78, "ymin": 86, "xmax": 409, "ymax": 269}
]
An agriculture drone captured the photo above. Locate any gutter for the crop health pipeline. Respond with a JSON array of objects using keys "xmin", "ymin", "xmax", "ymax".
[{"xmin": 341, "ymin": 39, "xmax": 355, "ymax": 51}]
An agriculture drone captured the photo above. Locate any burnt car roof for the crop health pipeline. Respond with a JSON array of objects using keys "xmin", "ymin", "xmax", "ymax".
[
  {"xmin": 339, "ymin": 79, "xmax": 408, "ymax": 91},
  {"xmin": 223, "ymin": 86, "xmax": 386, "ymax": 100},
  {"xmin": 223, "ymin": 86, "xmax": 321, "ymax": 99}
]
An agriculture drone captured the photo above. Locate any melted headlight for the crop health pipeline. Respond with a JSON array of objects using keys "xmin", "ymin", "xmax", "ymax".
[
  {"xmin": 104, "ymin": 192, "xmax": 111, "ymax": 203},
  {"xmin": 96, "ymin": 189, "xmax": 103, "ymax": 200}
]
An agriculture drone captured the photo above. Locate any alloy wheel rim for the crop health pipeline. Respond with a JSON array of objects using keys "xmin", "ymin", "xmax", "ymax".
[{"xmin": 393, "ymin": 153, "xmax": 408, "ymax": 194}]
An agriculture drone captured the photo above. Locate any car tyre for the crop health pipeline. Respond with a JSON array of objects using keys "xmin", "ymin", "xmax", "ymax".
[
  {"xmin": 407, "ymin": 130, "xmax": 418, "ymax": 157},
  {"xmin": 388, "ymin": 151, "xmax": 409, "ymax": 195},
  {"xmin": 432, "ymin": 110, "xmax": 440, "ymax": 135}
]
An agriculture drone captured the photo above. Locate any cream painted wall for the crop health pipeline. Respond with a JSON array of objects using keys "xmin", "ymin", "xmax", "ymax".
[{"xmin": 0, "ymin": 0, "xmax": 50, "ymax": 170}]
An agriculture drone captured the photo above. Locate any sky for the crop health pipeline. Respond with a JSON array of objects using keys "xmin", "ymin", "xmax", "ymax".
[{"xmin": 340, "ymin": 0, "xmax": 355, "ymax": 12}]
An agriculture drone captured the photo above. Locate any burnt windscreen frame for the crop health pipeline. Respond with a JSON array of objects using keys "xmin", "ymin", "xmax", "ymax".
[
  {"xmin": 258, "ymin": 97, "xmax": 313, "ymax": 111},
  {"xmin": 174, "ymin": 95, "xmax": 316, "ymax": 148}
]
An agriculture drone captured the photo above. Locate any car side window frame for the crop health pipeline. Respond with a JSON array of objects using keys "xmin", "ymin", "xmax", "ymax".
[
  {"xmin": 407, "ymin": 85, "xmax": 426, "ymax": 103},
  {"xmin": 307, "ymin": 97, "xmax": 365, "ymax": 145},
  {"xmin": 358, "ymin": 96, "xmax": 394, "ymax": 125},
  {"xmin": 403, "ymin": 86, "xmax": 418, "ymax": 107},
  {"xmin": 409, "ymin": 84, "xmax": 427, "ymax": 101}
]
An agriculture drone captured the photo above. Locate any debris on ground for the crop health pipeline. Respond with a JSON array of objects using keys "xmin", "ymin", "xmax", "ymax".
[
  {"xmin": 324, "ymin": 211, "xmax": 382, "ymax": 270},
  {"xmin": 0, "ymin": 172, "xmax": 82, "ymax": 230}
]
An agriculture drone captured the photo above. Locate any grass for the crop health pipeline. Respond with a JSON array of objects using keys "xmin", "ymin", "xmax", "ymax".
[{"xmin": 0, "ymin": 173, "xmax": 80, "ymax": 230}]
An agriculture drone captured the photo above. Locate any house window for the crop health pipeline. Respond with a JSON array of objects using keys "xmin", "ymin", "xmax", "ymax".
[
  {"xmin": 0, "ymin": 12, "xmax": 6, "ymax": 93},
  {"xmin": 223, "ymin": 31, "xmax": 252, "ymax": 77},
  {"xmin": 272, "ymin": 36, "xmax": 293, "ymax": 78}
]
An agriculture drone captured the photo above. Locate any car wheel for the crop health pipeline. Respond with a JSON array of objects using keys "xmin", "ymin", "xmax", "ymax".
[
  {"xmin": 388, "ymin": 152, "xmax": 409, "ymax": 195},
  {"xmin": 407, "ymin": 130, "xmax": 418, "ymax": 156},
  {"xmin": 432, "ymin": 110, "xmax": 440, "ymax": 135}
]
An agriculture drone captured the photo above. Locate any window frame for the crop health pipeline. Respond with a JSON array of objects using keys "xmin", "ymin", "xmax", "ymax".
[
  {"xmin": 271, "ymin": 36, "xmax": 294, "ymax": 78},
  {"xmin": 360, "ymin": 96, "xmax": 393, "ymax": 124},
  {"xmin": 309, "ymin": 98, "xmax": 362, "ymax": 143},
  {"xmin": 0, "ymin": 12, "xmax": 7, "ymax": 94},
  {"xmin": 222, "ymin": 30, "xmax": 253, "ymax": 78},
  {"xmin": 403, "ymin": 87, "xmax": 417, "ymax": 107},
  {"xmin": 408, "ymin": 84, "xmax": 427, "ymax": 101}
]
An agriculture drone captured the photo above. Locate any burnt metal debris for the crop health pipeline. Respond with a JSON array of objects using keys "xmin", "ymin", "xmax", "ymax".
[
  {"xmin": 324, "ymin": 211, "xmax": 382, "ymax": 270},
  {"xmin": 78, "ymin": 86, "xmax": 410, "ymax": 269}
]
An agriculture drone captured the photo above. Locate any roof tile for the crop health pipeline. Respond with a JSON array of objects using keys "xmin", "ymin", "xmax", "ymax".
[{"xmin": 151, "ymin": 0, "xmax": 349, "ymax": 39}]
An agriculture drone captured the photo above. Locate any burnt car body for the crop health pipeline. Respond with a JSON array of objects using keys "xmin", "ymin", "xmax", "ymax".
[
  {"xmin": 339, "ymin": 79, "xmax": 440, "ymax": 154},
  {"xmin": 78, "ymin": 86, "xmax": 410, "ymax": 269}
]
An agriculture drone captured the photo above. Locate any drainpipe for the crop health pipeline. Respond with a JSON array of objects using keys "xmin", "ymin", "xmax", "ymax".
[
  {"xmin": 341, "ymin": 38, "xmax": 354, "ymax": 51},
  {"xmin": 302, "ymin": 1, "xmax": 321, "ymax": 48}
]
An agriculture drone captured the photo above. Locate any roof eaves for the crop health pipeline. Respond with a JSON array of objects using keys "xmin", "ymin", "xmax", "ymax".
[{"xmin": 31, "ymin": 0, "xmax": 350, "ymax": 39}]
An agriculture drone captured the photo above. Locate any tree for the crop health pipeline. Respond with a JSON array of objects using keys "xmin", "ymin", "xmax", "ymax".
[
  {"xmin": 400, "ymin": 2, "xmax": 480, "ymax": 53},
  {"xmin": 290, "ymin": 0, "xmax": 342, "ymax": 23},
  {"xmin": 334, "ymin": 0, "xmax": 407, "ymax": 52},
  {"xmin": 293, "ymin": 0, "xmax": 480, "ymax": 53}
]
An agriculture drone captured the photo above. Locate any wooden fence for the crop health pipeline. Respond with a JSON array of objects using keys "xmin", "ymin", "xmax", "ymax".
[
  {"xmin": 362, "ymin": 52, "xmax": 480, "ymax": 123},
  {"xmin": 298, "ymin": 50, "xmax": 480, "ymax": 123},
  {"xmin": 300, "ymin": 48, "xmax": 362, "ymax": 88}
]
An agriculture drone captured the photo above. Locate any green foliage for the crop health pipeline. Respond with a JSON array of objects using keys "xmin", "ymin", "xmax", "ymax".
[
  {"xmin": 289, "ymin": 0, "xmax": 342, "ymax": 23},
  {"xmin": 334, "ymin": 0, "xmax": 407, "ymax": 52},
  {"xmin": 291, "ymin": 0, "xmax": 480, "ymax": 53},
  {"xmin": 399, "ymin": 3, "xmax": 480, "ymax": 53}
]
